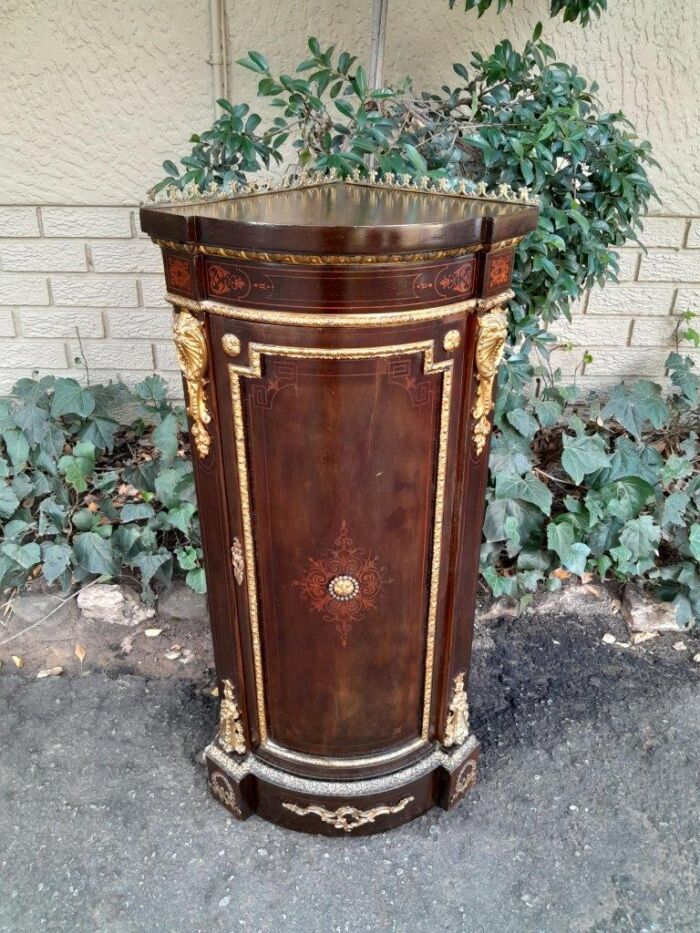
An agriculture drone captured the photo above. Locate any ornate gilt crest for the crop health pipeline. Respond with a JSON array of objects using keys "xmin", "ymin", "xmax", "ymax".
[
  {"xmin": 444, "ymin": 672, "xmax": 470, "ymax": 747},
  {"xmin": 173, "ymin": 310, "xmax": 212, "ymax": 458},
  {"xmin": 230, "ymin": 537, "xmax": 244, "ymax": 586},
  {"xmin": 217, "ymin": 679, "xmax": 246, "ymax": 756},
  {"xmin": 282, "ymin": 796, "xmax": 413, "ymax": 832},
  {"xmin": 472, "ymin": 305, "xmax": 508, "ymax": 456}
]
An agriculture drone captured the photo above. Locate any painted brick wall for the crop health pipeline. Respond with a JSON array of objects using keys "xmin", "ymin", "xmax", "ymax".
[
  {"xmin": 0, "ymin": 206, "xmax": 178, "ymax": 395},
  {"xmin": 2, "ymin": 208, "xmax": 699, "ymax": 396},
  {"xmin": 2, "ymin": 0, "xmax": 699, "ymax": 395},
  {"xmin": 551, "ymin": 218, "xmax": 700, "ymax": 388}
]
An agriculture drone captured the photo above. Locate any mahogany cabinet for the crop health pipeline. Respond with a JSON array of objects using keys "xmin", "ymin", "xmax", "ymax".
[{"xmin": 140, "ymin": 178, "xmax": 538, "ymax": 836}]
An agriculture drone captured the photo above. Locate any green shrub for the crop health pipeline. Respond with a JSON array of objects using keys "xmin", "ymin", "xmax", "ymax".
[
  {"xmin": 484, "ymin": 346, "xmax": 700, "ymax": 624},
  {"xmin": 0, "ymin": 375, "xmax": 203, "ymax": 603}
]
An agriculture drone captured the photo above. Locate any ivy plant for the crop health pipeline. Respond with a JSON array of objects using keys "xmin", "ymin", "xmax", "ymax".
[
  {"xmin": 485, "ymin": 344, "xmax": 700, "ymax": 624},
  {"xmin": 0, "ymin": 375, "xmax": 204, "ymax": 603}
]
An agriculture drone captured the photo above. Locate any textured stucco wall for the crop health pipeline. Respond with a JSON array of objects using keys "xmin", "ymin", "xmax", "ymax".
[{"xmin": 0, "ymin": 0, "xmax": 698, "ymax": 392}]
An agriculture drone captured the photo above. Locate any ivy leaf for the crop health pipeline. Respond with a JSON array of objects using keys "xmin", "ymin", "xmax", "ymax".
[
  {"xmin": 1, "ymin": 541, "xmax": 41, "ymax": 570},
  {"xmin": 73, "ymin": 532, "xmax": 117, "ymax": 577},
  {"xmin": 661, "ymin": 490, "xmax": 690, "ymax": 528},
  {"xmin": 599, "ymin": 476, "xmax": 653, "ymax": 523},
  {"xmin": 166, "ymin": 502, "xmax": 196, "ymax": 534},
  {"xmin": 79, "ymin": 416, "xmax": 118, "ymax": 452},
  {"xmin": 2, "ymin": 428, "xmax": 30, "ymax": 469},
  {"xmin": 50, "ymin": 378, "xmax": 96, "ymax": 419},
  {"xmin": 133, "ymin": 550, "xmax": 171, "ymax": 585},
  {"xmin": 120, "ymin": 503, "xmax": 155, "ymax": 523},
  {"xmin": 483, "ymin": 498, "xmax": 542, "ymax": 547},
  {"xmin": 12, "ymin": 402, "xmax": 49, "ymax": 446},
  {"xmin": 601, "ymin": 381, "xmax": 669, "ymax": 438},
  {"xmin": 58, "ymin": 442, "xmax": 96, "ymax": 494},
  {"xmin": 561, "ymin": 433, "xmax": 611, "ymax": 485},
  {"xmin": 134, "ymin": 375, "xmax": 167, "ymax": 404},
  {"xmin": 494, "ymin": 472, "xmax": 552, "ymax": 515},
  {"xmin": 506, "ymin": 408, "xmax": 540, "ymax": 440},
  {"xmin": 39, "ymin": 498, "xmax": 68, "ymax": 535},
  {"xmin": 186, "ymin": 567, "xmax": 207, "ymax": 593},
  {"xmin": 176, "ymin": 546, "xmax": 200, "ymax": 570},
  {"xmin": 533, "ymin": 399, "xmax": 563, "ymax": 428},
  {"xmin": 689, "ymin": 524, "xmax": 700, "ymax": 561},
  {"xmin": 0, "ymin": 485, "xmax": 20, "ymax": 520},
  {"xmin": 41, "ymin": 541, "xmax": 72, "ymax": 583},
  {"xmin": 618, "ymin": 516, "xmax": 661, "ymax": 564},
  {"xmin": 547, "ymin": 521, "xmax": 590, "ymax": 576},
  {"xmin": 153, "ymin": 413, "xmax": 179, "ymax": 460}
]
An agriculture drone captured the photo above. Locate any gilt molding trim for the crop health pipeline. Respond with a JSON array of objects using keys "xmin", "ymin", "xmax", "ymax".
[
  {"xmin": 443, "ymin": 672, "xmax": 471, "ymax": 748},
  {"xmin": 207, "ymin": 734, "xmax": 477, "ymax": 797},
  {"xmin": 172, "ymin": 310, "xmax": 212, "ymax": 458},
  {"xmin": 165, "ymin": 293, "xmax": 478, "ymax": 328},
  {"xmin": 472, "ymin": 301, "xmax": 509, "ymax": 457},
  {"xmin": 158, "ymin": 240, "xmax": 482, "ymax": 265},
  {"xmin": 217, "ymin": 679, "xmax": 246, "ymax": 756},
  {"xmin": 228, "ymin": 337, "xmax": 454, "ymax": 744},
  {"xmin": 282, "ymin": 796, "xmax": 414, "ymax": 832},
  {"xmin": 450, "ymin": 759, "xmax": 477, "ymax": 804}
]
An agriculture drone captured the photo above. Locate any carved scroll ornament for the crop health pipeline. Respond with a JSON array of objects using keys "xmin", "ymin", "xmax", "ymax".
[
  {"xmin": 472, "ymin": 305, "xmax": 508, "ymax": 456},
  {"xmin": 443, "ymin": 672, "xmax": 470, "ymax": 748},
  {"xmin": 282, "ymin": 796, "xmax": 414, "ymax": 832},
  {"xmin": 217, "ymin": 679, "xmax": 246, "ymax": 755},
  {"xmin": 173, "ymin": 310, "xmax": 212, "ymax": 458}
]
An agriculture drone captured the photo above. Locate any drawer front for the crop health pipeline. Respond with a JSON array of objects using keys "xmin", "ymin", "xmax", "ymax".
[{"xmin": 210, "ymin": 313, "xmax": 469, "ymax": 767}]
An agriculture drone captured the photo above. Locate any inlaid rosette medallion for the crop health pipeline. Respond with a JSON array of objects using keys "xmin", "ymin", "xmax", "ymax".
[{"xmin": 294, "ymin": 521, "xmax": 387, "ymax": 646}]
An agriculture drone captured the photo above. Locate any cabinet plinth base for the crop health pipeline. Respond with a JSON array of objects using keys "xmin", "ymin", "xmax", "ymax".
[{"xmin": 205, "ymin": 737, "xmax": 480, "ymax": 836}]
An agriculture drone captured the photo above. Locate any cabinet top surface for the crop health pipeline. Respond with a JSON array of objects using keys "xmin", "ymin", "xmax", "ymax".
[{"xmin": 140, "ymin": 181, "xmax": 538, "ymax": 255}]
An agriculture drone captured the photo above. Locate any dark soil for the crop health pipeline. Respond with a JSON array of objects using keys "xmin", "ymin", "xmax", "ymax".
[{"xmin": 1, "ymin": 605, "xmax": 699, "ymax": 932}]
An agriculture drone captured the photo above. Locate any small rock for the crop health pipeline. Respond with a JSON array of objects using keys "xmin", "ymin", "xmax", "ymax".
[
  {"xmin": 602, "ymin": 633, "xmax": 616, "ymax": 644},
  {"xmin": 218, "ymin": 895, "xmax": 231, "ymax": 908},
  {"xmin": 157, "ymin": 583, "xmax": 208, "ymax": 624},
  {"xmin": 10, "ymin": 592, "xmax": 79, "ymax": 626},
  {"xmin": 36, "ymin": 666, "xmax": 63, "ymax": 679},
  {"xmin": 693, "ymin": 654, "xmax": 700, "ymax": 663},
  {"xmin": 622, "ymin": 586, "xmax": 685, "ymax": 635},
  {"xmin": 144, "ymin": 628, "xmax": 163, "ymax": 638},
  {"xmin": 531, "ymin": 582, "xmax": 621, "ymax": 618},
  {"xmin": 77, "ymin": 584, "xmax": 155, "ymax": 627},
  {"xmin": 672, "ymin": 641, "xmax": 687, "ymax": 652}
]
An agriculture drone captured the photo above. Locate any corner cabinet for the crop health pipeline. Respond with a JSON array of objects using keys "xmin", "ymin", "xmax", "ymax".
[{"xmin": 141, "ymin": 178, "xmax": 538, "ymax": 835}]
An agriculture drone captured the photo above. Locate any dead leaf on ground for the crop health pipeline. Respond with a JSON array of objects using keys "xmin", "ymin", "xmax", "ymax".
[
  {"xmin": 74, "ymin": 643, "xmax": 87, "ymax": 665},
  {"xmin": 631, "ymin": 631, "xmax": 658, "ymax": 645},
  {"xmin": 37, "ymin": 666, "xmax": 63, "ymax": 679},
  {"xmin": 552, "ymin": 568, "xmax": 570, "ymax": 580},
  {"xmin": 164, "ymin": 650, "xmax": 182, "ymax": 661},
  {"xmin": 11, "ymin": 655, "xmax": 24, "ymax": 668}
]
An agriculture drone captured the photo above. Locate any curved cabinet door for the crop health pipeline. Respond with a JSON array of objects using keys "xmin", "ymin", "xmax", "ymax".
[{"xmin": 210, "ymin": 314, "xmax": 468, "ymax": 773}]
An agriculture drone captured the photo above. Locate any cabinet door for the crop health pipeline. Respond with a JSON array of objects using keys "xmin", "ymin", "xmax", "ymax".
[{"xmin": 210, "ymin": 315, "xmax": 467, "ymax": 770}]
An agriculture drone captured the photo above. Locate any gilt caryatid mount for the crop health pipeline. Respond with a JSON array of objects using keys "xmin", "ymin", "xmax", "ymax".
[{"xmin": 141, "ymin": 177, "xmax": 538, "ymax": 836}]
